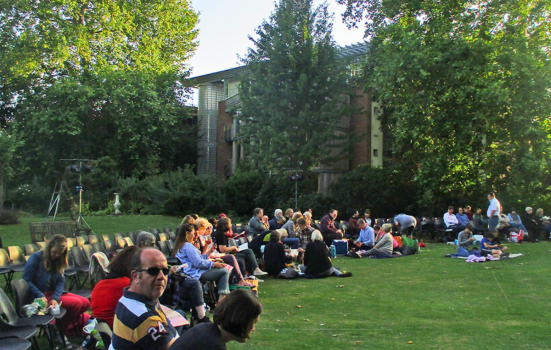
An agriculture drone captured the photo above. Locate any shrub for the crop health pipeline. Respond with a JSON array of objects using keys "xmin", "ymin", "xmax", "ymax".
[
  {"xmin": 225, "ymin": 168, "xmax": 266, "ymax": 217},
  {"xmin": 0, "ymin": 209, "xmax": 20, "ymax": 225}
]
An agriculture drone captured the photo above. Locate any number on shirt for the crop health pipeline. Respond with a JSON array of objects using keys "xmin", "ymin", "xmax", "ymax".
[{"xmin": 148, "ymin": 321, "xmax": 167, "ymax": 341}]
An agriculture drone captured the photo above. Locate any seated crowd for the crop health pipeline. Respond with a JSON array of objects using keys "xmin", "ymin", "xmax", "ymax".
[{"xmin": 19, "ymin": 200, "xmax": 542, "ymax": 349}]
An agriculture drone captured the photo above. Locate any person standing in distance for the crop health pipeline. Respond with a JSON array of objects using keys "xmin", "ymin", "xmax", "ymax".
[{"xmin": 487, "ymin": 192, "xmax": 501, "ymax": 232}]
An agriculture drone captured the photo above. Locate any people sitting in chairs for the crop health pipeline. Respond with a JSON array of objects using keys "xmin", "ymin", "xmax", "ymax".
[
  {"xmin": 23, "ymin": 234, "xmax": 91, "ymax": 337},
  {"xmin": 248, "ymin": 208, "xmax": 270, "ymax": 237},
  {"xmin": 212, "ymin": 217, "xmax": 266, "ymax": 278},
  {"xmin": 174, "ymin": 224, "xmax": 230, "ymax": 304},
  {"xmin": 443, "ymin": 206, "xmax": 466, "ymax": 238},
  {"xmin": 507, "ymin": 208, "xmax": 528, "ymax": 233},
  {"xmin": 173, "ymin": 289, "xmax": 262, "ymax": 350},
  {"xmin": 362, "ymin": 209, "xmax": 373, "ymax": 227},
  {"xmin": 300, "ymin": 231, "xmax": 352, "ymax": 278},
  {"xmin": 347, "ymin": 210, "xmax": 361, "ymax": 237},
  {"xmin": 351, "ymin": 223, "xmax": 394, "ymax": 258},
  {"xmin": 91, "ymin": 246, "xmax": 138, "ymax": 328},
  {"xmin": 268, "ymin": 209, "xmax": 285, "ymax": 230},
  {"xmin": 456, "ymin": 208, "xmax": 470, "ymax": 226},
  {"xmin": 472, "ymin": 208, "xmax": 486, "ymax": 233},
  {"xmin": 279, "ymin": 212, "xmax": 301, "ymax": 249},
  {"xmin": 319, "ymin": 209, "xmax": 344, "ymax": 247},
  {"xmin": 136, "ymin": 232, "xmax": 156, "ymax": 248}
]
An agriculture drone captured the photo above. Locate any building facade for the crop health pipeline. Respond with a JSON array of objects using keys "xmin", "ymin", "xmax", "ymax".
[{"xmin": 192, "ymin": 42, "xmax": 386, "ymax": 193}]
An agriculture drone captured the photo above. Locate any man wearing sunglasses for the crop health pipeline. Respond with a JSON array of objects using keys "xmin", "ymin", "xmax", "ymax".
[{"xmin": 110, "ymin": 248, "xmax": 178, "ymax": 350}]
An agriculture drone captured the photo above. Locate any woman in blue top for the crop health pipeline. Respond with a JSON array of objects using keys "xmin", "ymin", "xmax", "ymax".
[
  {"xmin": 174, "ymin": 224, "xmax": 230, "ymax": 302},
  {"xmin": 23, "ymin": 234, "xmax": 90, "ymax": 336}
]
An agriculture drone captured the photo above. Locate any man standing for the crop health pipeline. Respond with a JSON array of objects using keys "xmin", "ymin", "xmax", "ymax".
[
  {"xmin": 487, "ymin": 193, "xmax": 501, "ymax": 232},
  {"xmin": 319, "ymin": 209, "xmax": 343, "ymax": 247},
  {"xmin": 248, "ymin": 208, "xmax": 269, "ymax": 237},
  {"xmin": 394, "ymin": 214, "xmax": 417, "ymax": 236},
  {"xmin": 110, "ymin": 248, "xmax": 178, "ymax": 350}
]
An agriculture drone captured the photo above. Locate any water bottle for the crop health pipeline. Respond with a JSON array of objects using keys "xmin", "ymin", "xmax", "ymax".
[{"xmin": 330, "ymin": 244, "xmax": 336, "ymax": 258}]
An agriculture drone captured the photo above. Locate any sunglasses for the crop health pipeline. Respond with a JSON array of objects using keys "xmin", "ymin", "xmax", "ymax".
[{"xmin": 136, "ymin": 266, "xmax": 170, "ymax": 276}]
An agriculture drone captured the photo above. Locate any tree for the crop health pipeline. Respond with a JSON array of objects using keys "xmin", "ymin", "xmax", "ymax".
[
  {"xmin": 236, "ymin": 0, "xmax": 356, "ymax": 173},
  {"xmin": 0, "ymin": 0, "xmax": 198, "ymax": 105},
  {"xmin": 0, "ymin": 130, "xmax": 20, "ymax": 209},
  {"xmin": 10, "ymin": 69, "xmax": 197, "ymax": 183},
  {"xmin": 339, "ymin": 0, "xmax": 551, "ymax": 210}
]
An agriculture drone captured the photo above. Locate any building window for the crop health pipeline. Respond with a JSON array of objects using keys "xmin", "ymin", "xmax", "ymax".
[{"xmin": 373, "ymin": 149, "xmax": 378, "ymax": 157}]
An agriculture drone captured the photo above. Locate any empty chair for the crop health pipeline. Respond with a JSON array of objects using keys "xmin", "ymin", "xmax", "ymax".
[
  {"xmin": 104, "ymin": 239, "xmax": 115, "ymax": 253},
  {"xmin": 0, "ymin": 337, "xmax": 33, "ymax": 350},
  {"xmin": 167, "ymin": 231, "xmax": 176, "ymax": 241},
  {"xmin": 0, "ymin": 248, "xmax": 15, "ymax": 295},
  {"xmin": 88, "ymin": 235, "xmax": 99, "ymax": 245},
  {"xmin": 82, "ymin": 245, "xmax": 95, "ymax": 262},
  {"xmin": 123, "ymin": 237, "xmax": 134, "ymax": 247},
  {"xmin": 127, "ymin": 232, "xmax": 138, "ymax": 245},
  {"xmin": 158, "ymin": 233, "xmax": 168, "ymax": 242},
  {"xmin": 113, "ymin": 233, "xmax": 124, "ymax": 241},
  {"xmin": 165, "ymin": 240, "xmax": 175, "ymax": 255},
  {"xmin": 7, "ymin": 246, "xmax": 27, "ymax": 273},
  {"xmin": 162, "ymin": 228, "xmax": 171, "ymax": 234},
  {"xmin": 70, "ymin": 246, "xmax": 91, "ymax": 288},
  {"xmin": 36, "ymin": 242, "xmax": 46, "ymax": 249},
  {"xmin": 151, "ymin": 228, "xmax": 161, "ymax": 234},
  {"xmin": 66, "ymin": 238, "xmax": 75, "ymax": 249},
  {"xmin": 0, "ymin": 287, "xmax": 55, "ymax": 349},
  {"xmin": 0, "ymin": 320, "xmax": 38, "ymax": 350},
  {"xmin": 75, "ymin": 236, "xmax": 87, "ymax": 247},
  {"xmin": 157, "ymin": 241, "xmax": 170, "ymax": 256},
  {"xmin": 23, "ymin": 244, "xmax": 38, "ymax": 257},
  {"xmin": 116, "ymin": 238, "xmax": 127, "ymax": 249},
  {"xmin": 102, "ymin": 234, "xmax": 111, "ymax": 243},
  {"xmin": 91, "ymin": 242, "xmax": 105, "ymax": 254}
]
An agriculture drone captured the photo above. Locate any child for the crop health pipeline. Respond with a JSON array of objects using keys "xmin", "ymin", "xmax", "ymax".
[{"xmin": 480, "ymin": 231, "xmax": 507, "ymax": 259}]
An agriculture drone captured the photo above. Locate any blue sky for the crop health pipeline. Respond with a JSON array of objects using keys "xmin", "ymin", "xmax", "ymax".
[{"xmin": 186, "ymin": 0, "xmax": 366, "ymax": 105}]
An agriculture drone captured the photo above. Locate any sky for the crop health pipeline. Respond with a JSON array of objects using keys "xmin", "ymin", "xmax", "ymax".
[{"xmin": 186, "ymin": 0, "xmax": 367, "ymax": 106}]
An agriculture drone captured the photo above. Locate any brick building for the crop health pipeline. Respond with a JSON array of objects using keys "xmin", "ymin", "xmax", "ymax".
[{"xmin": 191, "ymin": 42, "xmax": 386, "ymax": 193}]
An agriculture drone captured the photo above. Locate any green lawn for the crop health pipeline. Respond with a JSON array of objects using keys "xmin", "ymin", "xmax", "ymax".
[{"xmin": 1, "ymin": 215, "xmax": 550, "ymax": 349}]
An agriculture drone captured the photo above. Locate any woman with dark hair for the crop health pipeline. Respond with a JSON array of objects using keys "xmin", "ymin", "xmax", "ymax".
[
  {"xmin": 90, "ymin": 246, "xmax": 138, "ymax": 328},
  {"xmin": 263, "ymin": 231, "xmax": 292, "ymax": 276},
  {"xmin": 213, "ymin": 217, "xmax": 266, "ymax": 276},
  {"xmin": 173, "ymin": 289, "xmax": 262, "ymax": 349},
  {"xmin": 23, "ymin": 234, "xmax": 90, "ymax": 336},
  {"xmin": 174, "ymin": 224, "xmax": 231, "ymax": 302}
]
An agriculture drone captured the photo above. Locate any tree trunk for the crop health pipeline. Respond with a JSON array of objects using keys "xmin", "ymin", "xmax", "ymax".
[{"xmin": 0, "ymin": 172, "xmax": 4, "ymax": 210}]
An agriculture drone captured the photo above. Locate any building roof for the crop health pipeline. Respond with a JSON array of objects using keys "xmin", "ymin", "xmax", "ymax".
[{"xmin": 190, "ymin": 41, "xmax": 369, "ymax": 86}]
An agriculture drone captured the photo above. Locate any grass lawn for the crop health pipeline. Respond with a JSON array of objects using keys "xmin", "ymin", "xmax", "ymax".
[{"xmin": 1, "ymin": 215, "xmax": 550, "ymax": 349}]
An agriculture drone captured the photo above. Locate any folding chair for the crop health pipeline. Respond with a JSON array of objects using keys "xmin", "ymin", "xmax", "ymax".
[
  {"xmin": 95, "ymin": 321, "xmax": 113, "ymax": 349},
  {"xmin": 116, "ymin": 238, "xmax": 127, "ymax": 249},
  {"xmin": 91, "ymin": 242, "xmax": 105, "ymax": 254},
  {"xmin": 88, "ymin": 235, "xmax": 99, "ymax": 245},
  {"xmin": 127, "ymin": 232, "xmax": 138, "ymax": 245},
  {"xmin": 0, "ymin": 248, "xmax": 15, "ymax": 295},
  {"xmin": 158, "ymin": 233, "xmax": 168, "ymax": 242},
  {"xmin": 70, "ymin": 246, "xmax": 90, "ymax": 288},
  {"xmin": 0, "ymin": 337, "xmax": 33, "ymax": 350},
  {"xmin": 123, "ymin": 237, "xmax": 134, "ymax": 247},
  {"xmin": 168, "ymin": 231, "xmax": 176, "ymax": 241},
  {"xmin": 0, "ymin": 288, "xmax": 55, "ymax": 349},
  {"xmin": 82, "ymin": 245, "xmax": 95, "ymax": 262},
  {"xmin": 8, "ymin": 246, "xmax": 27, "ymax": 273},
  {"xmin": 113, "ymin": 233, "xmax": 124, "ymax": 242},
  {"xmin": 75, "ymin": 236, "xmax": 87, "ymax": 247},
  {"xmin": 36, "ymin": 242, "xmax": 46, "ymax": 250}
]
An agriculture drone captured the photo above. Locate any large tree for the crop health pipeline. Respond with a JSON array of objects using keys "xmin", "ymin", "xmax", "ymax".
[
  {"xmin": 0, "ymin": 0, "xmax": 198, "ymax": 105},
  {"xmin": 236, "ymin": 0, "xmax": 355, "ymax": 173},
  {"xmin": 339, "ymin": 0, "xmax": 551, "ymax": 209}
]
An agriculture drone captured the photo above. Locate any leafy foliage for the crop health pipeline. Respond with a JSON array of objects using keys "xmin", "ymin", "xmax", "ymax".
[
  {"xmin": 237, "ymin": 0, "xmax": 355, "ymax": 173},
  {"xmin": 0, "ymin": 0, "xmax": 198, "ymax": 102},
  {"xmin": 340, "ymin": 0, "xmax": 551, "ymax": 209}
]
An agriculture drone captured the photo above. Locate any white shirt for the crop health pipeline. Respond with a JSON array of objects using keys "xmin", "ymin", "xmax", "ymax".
[
  {"xmin": 487, "ymin": 198, "xmax": 500, "ymax": 218},
  {"xmin": 443, "ymin": 213, "xmax": 459, "ymax": 227}
]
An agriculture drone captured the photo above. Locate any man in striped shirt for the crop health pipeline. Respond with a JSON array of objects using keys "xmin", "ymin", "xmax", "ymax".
[{"xmin": 110, "ymin": 248, "xmax": 178, "ymax": 350}]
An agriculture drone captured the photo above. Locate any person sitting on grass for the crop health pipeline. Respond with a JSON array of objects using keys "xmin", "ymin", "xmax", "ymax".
[
  {"xmin": 446, "ymin": 223, "xmax": 476, "ymax": 258},
  {"xmin": 173, "ymin": 289, "xmax": 262, "ymax": 350},
  {"xmin": 352, "ymin": 223, "xmax": 394, "ymax": 258},
  {"xmin": 263, "ymin": 231, "xmax": 293, "ymax": 276},
  {"xmin": 480, "ymin": 231, "xmax": 508, "ymax": 259},
  {"xmin": 353, "ymin": 219, "xmax": 374, "ymax": 250},
  {"xmin": 300, "ymin": 231, "xmax": 352, "ymax": 278}
]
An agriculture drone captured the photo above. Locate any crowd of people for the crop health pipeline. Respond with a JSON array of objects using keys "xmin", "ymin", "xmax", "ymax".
[{"xmin": 20, "ymin": 192, "xmax": 544, "ymax": 349}]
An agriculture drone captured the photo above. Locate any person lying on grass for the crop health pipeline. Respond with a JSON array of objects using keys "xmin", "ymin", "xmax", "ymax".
[
  {"xmin": 480, "ymin": 231, "xmax": 508, "ymax": 259},
  {"xmin": 351, "ymin": 223, "xmax": 393, "ymax": 258}
]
